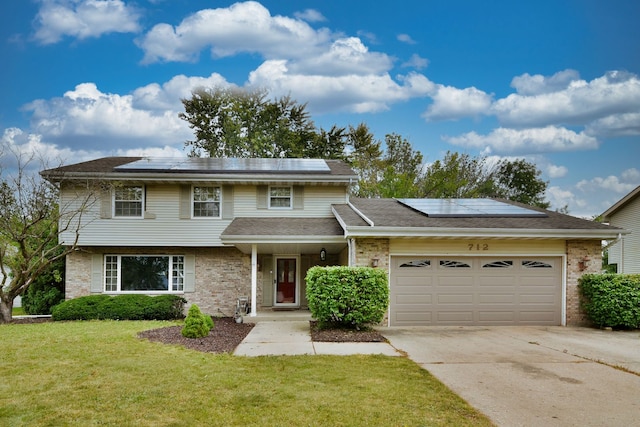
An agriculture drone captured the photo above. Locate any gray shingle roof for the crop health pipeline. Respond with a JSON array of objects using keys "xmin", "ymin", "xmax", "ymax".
[
  {"xmin": 222, "ymin": 217, "xmax": 344, "ymax": 238},
  {"xmin": 333, "ymin": 198, "xmax": 622, "ymax": 236}
]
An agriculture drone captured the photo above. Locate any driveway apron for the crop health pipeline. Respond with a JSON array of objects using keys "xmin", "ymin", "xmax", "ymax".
[{"xmin": 383, "ymin": 326, "xmax": 640, "ymax": 427}]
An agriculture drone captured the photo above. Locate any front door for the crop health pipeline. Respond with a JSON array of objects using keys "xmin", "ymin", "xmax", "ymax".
[{"xmin": 275, "ymin": 257, "xmax": 297, "ymax": 306}]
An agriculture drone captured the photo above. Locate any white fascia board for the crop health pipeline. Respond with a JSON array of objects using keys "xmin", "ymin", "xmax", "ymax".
[
  {"xmin": 343, "ymin": 226, "xmax": 626, "ymax": 240},
  {"xmin": 221, "ymin": 235, "xmax": 346, "ymax": 244}
]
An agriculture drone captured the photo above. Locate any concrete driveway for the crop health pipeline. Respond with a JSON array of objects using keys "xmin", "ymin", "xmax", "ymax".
[{"xmin": 383, "ymin": 326, "xmax": 640, "ymax": 427}]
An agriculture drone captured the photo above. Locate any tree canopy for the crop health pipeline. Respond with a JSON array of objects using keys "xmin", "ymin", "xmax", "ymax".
[{"xmin": 180, "ymin": 87, "xmax": 550, "ymax": 208}]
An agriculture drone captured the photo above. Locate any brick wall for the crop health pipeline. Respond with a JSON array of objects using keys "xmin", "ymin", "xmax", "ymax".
[
  {"xmin": 65, "ymin": 246, "xmax": 251, "ymax": 317},
  {"xmin": 353, "ymin": 238, "xmax": 390, "ymax": 270},
  {"xmin": 566, "ymin": 240, "xmax": 602, "ymax": 326}
]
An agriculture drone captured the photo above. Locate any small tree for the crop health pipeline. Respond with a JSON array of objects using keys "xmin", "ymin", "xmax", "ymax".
[
  {"xmin": 0, "ymin": 149, "xmax": 98, "ymax": 323},
  {"xmin": 182, "ymin": 304, "xmax": 213, "ymax": 338}
]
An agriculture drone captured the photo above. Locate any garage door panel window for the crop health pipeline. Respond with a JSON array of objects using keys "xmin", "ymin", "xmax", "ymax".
[
  {"xmin": 400, "ymin": 259, "xmax": 431, "ymax": 268},
  {"xmin": 522, "ymin": 260, "xmax": 553, "ymax": 268},
  {"xmin": 440, "ymin": 260, "xmax": 471, "ymax": 268},
  {"xmin": 482, "ymin": 260, "xmax": 513, "ymax": 268}
]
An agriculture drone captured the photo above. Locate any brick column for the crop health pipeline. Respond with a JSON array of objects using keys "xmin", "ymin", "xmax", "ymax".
[{"xmin": 566, "ymin": 240, "xmax": 602, "ymax": 326}]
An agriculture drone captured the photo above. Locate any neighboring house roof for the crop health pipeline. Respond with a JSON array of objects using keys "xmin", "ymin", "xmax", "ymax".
[
  {"xmin": 333, "ymin": 198, "xmax": 623, "ymax": 239},
  {"xmin": 601, "ymin": 185, "xmax": 640, "ymax": 221},
  {"xmin": 41, "ymin": 156, "xmax": 357, "ymax": 184}
]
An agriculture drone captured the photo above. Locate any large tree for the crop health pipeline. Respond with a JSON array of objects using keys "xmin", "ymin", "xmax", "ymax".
[
  {"xmin": 493, "ymin": 158, "xmax": 550, "ymax": 208},
  {"xmin": 0, "ymin": 150, "xmax": 96, "ymax": 323},
  {"xmin": 421, "ymin": 151, "xmax": 497, "ymax": 198},
  {"xmin": 346, "ymin": 123, "xmax": 384, "ymax": 198},
  {"xmin": 180, "ymin": 86, "xmax": 349, "ymax": 159}
]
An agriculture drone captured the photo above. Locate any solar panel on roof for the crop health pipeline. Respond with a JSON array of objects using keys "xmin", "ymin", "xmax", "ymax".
[
  {"xmin": 114, "ymin": 157, "xmax": 330, "ymax": 173},
  {"xmin": 397, "ymin": 198, "xmax": 547, "ymax": 218}
]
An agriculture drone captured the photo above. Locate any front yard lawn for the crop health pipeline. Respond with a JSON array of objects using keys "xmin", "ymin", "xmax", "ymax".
[{"xmin": 1, "ymin": 321, "xmax": 492, "ymax": 426}]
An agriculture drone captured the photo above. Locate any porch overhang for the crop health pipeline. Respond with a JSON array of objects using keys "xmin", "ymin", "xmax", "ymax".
[{"xmin": 221, "ymin": 217, "xmax": 347, "ymax": 254}]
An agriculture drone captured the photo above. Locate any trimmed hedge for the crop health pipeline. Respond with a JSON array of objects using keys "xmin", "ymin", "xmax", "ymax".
[
  {"xmin": 306, "ymin": 266, "xmax": 389, "ymax": 329},
  {"xmin": 51, "ymin": 294, "xmax": 186, "ymax": 321},
  {"xmin": 579, "ymin": 273, "xmax": 640, "ymax": 329}
]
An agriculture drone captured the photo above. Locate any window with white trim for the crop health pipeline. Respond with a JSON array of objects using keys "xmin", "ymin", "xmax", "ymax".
[
  {"xmin": 104, "ymin": 255, "xmax": 185, "ymax": 292},
  {"xmin": 269, "ymin": 186, "xmax": 292, "ymax": 208},
  {"xmin": 193, "ymin": 186, "xmax": 221, "ymax": 217},
  {"xmin": 114, "ymin": 186, "xmax": 143, "ymax": 217}
]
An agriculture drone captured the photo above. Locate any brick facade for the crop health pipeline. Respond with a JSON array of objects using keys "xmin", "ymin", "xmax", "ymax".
[
  {"xmin": 65, "ymin": 247, "xmax": 252, "ymax": 316},
  {"xmin": 353, "ymin": 238, "xmax": 389, "ymax": 270},
  {"xmin": 565, "ymin": 239, "xmax": 602, "ymax": 326}
]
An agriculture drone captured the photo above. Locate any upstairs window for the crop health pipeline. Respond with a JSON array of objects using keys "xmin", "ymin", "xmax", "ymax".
[
  {"xmin": 193, "ymin": 186, "xmax": 221, "ymax": 218},
  {"xmin": 114, "ymin": 186, "xmax": 143, "ymax": 217},
  {"xmin": 269, "ymin": 186, "xmax": 292, "ymax": 209}
]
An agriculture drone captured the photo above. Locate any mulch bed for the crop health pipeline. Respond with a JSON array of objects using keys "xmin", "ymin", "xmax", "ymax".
[
  {"xmin": 310, "ymin": 321, "xmax": 387, "ymax": 343},
  {"xmin": 138, "ymin": 317, "xmax": 255, "ymax": 354}
]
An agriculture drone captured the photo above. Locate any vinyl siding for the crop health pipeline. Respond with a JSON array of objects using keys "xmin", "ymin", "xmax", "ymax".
[
  {"xmin": 60, "ymin": 183, "xmax": 350, "ymax": 246},
  {"xmin": 607, "ymin": 196, "xmax": 640, "ymax": 273}
]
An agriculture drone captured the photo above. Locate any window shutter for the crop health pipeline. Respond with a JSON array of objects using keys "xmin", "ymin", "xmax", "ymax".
[
  {"xmin": 91, "ymin": 254, "xmax": 104, "ymax": 292},
  {"xmin": 179, "ymin": 185, "xmax": 191, "ymax": 219},
  {"xmin": 184, "ymin": 254, "xmax": 196, "ymax": 293},
  {"xmin": 256, "ymin": 185, "xmax": 268, "ymax": 209},
  {"xmin": 222, "ymin": 185, "xmax": 234, "ymax": 219},
  {"xmin": 293, "ymin": 186, "xmax": 304, "ymax": 210},
  {"xmin": 100, "ymin": 190, "xmax": 112, "ymax": 219}
]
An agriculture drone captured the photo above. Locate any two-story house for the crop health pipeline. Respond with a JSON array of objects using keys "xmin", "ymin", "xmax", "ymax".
[{"xmin": 42, "ymin": 156, "xmax": 624, "ymax": 327}]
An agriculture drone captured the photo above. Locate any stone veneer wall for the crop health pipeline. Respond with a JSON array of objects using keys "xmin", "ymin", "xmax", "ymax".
[
  {"xmin": 565, "ymin": 240, "xmax": 602, "ymax": 326},
  {"xmin": 65, "ymin": 247, "xmax": 252, "ymax": 316}
]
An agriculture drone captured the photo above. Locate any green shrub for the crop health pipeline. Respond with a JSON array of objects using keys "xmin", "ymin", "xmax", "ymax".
[
  {"xmin": 579, "ymin": 273, "xmax": 640, "ymax": 328},
  {"xmin": 21, "ymin": 257, "xmax": 65, "ymax": 315},
  {"xmin": 181, "ymin": 304, "xmax": 212, "ymax": 338},
  {"xmin": 51, "ymin": 294, "xmax": 186, "ymax": 321},
  {"xmin": 306, "ymin": 266, "xmax": 389, "ymax": 329}
]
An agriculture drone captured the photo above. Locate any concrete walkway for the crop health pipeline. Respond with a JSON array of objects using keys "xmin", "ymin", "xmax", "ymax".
[{"xmin": 234, "ymin": 321, "xmax": 400, "ymax": 357}]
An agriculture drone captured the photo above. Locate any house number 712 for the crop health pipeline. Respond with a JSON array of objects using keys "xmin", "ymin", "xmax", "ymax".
[{"xmin": 468, "ymin": 243, "xmax": 489, "ymax": 251}]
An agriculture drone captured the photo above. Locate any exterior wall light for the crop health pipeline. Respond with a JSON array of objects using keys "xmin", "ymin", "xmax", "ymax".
[
  {"xmin": 320, "ymin": 248, "xmax": 327, "ymax": 261},
  {"xmin": 371, "ymin": 258, "xmax": 379, "ymax": 268}
]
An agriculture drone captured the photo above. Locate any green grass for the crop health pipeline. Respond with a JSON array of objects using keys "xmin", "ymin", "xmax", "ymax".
[
  {"xmin": 11, "ymin": 307, "xmax": 26, "ymax": 316},
  {"xmin": 0, "ymin": 321, "xmax": 493, "ymax": 427}
]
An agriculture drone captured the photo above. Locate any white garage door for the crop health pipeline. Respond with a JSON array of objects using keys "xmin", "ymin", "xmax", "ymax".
[{"xmin": 390, "ymin": 256, "xmax": 562, "ymax": 326}]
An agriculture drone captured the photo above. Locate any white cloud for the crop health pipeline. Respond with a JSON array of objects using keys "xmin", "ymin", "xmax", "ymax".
[
  {"xmin": 446, "ymin": 126, "xmax": 599, "ymax": 154},
  {"xmin": 293, "ymin": 9, "xmax": 326, "ymax": 22},
  {"xmin": 492, "ymin": 71, "xmax": 640, "ymax": 128},
  {"xmin": 402, "ymin": 54, "xmax": 429, "ymax": 70},
  {"xmin": 397, "ymin": 33, "xmax": 416, "ymax": 44},
  {"xmin": 248, "ymin": 62, "xmax": 433, "ymax": 113},
  {"xmin": 132, "ymin": 73, "xmax": 231, "ymax": 111},
  {"xmin": 585, "ymin": 112, "xmax": 640, "ymax": 137},
  {"xmin": 577, "ymin": 173, "xmax": 639, "ymax": 194},
  {"xmin": 33, "ymin": 0, "xmax": 141, "ymax": 44},
  {"xmin": 1, "ymin": 127, "xmax": 184, "ymax": 174},
  {"xmin": 22, "ymin": 81, "xmax": 197, "ymax": 149},
  {"xmin": 137, "ymin": 1, "xmax": 332, "ymax": 63},
  {"xmin": 546, "ymin": 186, "xmax": 581, "ymax": 211},
  {"xmin": 546, "ymin": 164, "xmax": 568, "ymax": 179},
  {"xmin": 510, "ymin": 69, "xmax": 580, "ymax": 95},
  {"xmin": 289, "ymin": 37, "xmax": 393, "ymax": 76},
  {"xmin": 423, "ymin": 85, "xmax": 493, "ymax": 121}
]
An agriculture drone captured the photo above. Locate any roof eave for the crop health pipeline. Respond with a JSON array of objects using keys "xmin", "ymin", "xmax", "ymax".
[
  {"xmin": 342, "ymin": 226, "xmax": 627, "ymax": 240},
  {"xmin": 221, "ymin": 235, "xmax": 346, "ymax": 244}
]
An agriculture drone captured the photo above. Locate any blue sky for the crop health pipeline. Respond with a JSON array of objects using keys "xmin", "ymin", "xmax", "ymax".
[{"xmin": 1, "ymin": 0, "xmax": 639, "ymax": 218}]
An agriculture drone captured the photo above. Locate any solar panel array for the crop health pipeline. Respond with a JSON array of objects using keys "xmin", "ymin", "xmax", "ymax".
[
  {"xmin": 115, "ymin": 157, "xmax": 331, "ymax": 173},
  {"xmin": 397, "ymin": 198, "xmax": 548, "ymax": 218}
]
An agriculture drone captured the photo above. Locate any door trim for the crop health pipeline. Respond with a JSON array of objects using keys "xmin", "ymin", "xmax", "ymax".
[{"xmin": 274, "ymin": 255, "xmax": 300, "ymax": 307}]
